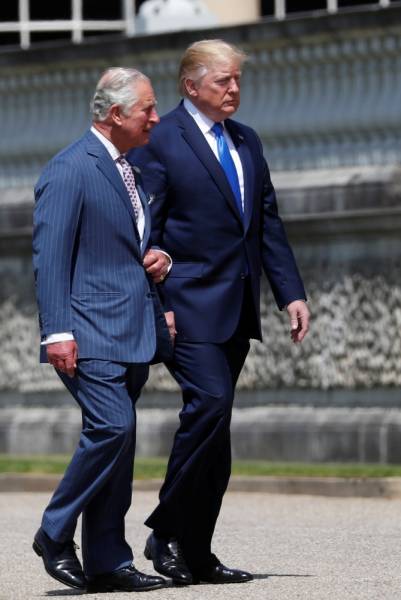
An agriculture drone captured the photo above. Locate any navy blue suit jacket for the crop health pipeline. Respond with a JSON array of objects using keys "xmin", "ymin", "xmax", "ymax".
[
  {"xmin": 129, "ymin": 103, "xmax": 306, "ymax": 343},
  {"xmin": 33, "ymin": 130, "xmax": 171, "ymax": 363}
]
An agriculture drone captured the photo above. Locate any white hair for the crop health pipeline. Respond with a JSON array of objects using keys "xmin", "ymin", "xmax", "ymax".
[{"xmin": 91, "ymin": 67, "xmax": 149, "ymax": 122}]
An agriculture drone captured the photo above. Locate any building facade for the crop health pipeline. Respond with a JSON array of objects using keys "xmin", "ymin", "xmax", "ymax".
[
  {"xmin": 0, "ymin": 0, "xmax": 398, "ymax": 48},
  {"xmin": 1, "ymin": 5, "xmax": 401, "ymax": 461}
]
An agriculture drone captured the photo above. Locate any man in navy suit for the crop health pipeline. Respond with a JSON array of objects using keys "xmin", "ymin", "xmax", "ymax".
[
  {"xmin": 32, "ymin": 68, "xmax": 173, "ymax": 593},
  {"xmin": 130, "ymin": 40, "xmax": 310, "ymax": 585}
]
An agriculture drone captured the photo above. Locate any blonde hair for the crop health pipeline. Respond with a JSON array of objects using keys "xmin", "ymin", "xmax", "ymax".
[{"xmin": 179, "ymin": 39, "xmax": 247, "ymax": 97}]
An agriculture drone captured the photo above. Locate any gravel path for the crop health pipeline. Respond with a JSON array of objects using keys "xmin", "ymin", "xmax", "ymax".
[{"xmin": 1, "ymin": 490, "xmax": 400, "ymax": 599}]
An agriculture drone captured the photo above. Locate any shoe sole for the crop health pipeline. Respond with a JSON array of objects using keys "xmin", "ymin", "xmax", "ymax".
[
  {"xmin": 32, "ymin": 540, "xmax": 86, "ymax": 591},
  {"xmin": 193, "ymin": 577, "xmax": 254, "ymax": 585},
  {"xmin": 87, "ymin": 582, "xmax": 165, "ymax": 593}
]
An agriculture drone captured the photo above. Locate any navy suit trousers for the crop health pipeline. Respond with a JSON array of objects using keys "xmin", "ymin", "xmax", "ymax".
[
  {"xmin": 41, "ymin": 359, "xmax": 148, "ymax": 576},
  {"xmin": 145, "ymin": 331, "xmax": 250, "ymax": 571}
]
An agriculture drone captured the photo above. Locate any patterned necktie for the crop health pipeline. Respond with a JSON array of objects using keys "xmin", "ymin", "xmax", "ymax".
[
  {"xmin": 211, "ymin": 122, "xmax": 243, "ymax": 219},
  {"xmin": 116, "ymin": 155, "xmax": 142, "ymax": 223}
]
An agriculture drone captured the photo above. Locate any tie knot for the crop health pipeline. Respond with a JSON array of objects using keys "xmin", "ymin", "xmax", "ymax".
[
  {"xmin": 116, "ymin": 154, "xmax": 128, "ymax": 166},
  {"xmin": 211, "ymin": 122, "xmax": 224, "ymax": 137}
]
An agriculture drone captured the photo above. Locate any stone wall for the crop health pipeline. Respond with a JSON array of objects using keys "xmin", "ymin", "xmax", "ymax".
[{"xmin": 1, "ymin": 166, "xmax": 400, "ymax": 397}]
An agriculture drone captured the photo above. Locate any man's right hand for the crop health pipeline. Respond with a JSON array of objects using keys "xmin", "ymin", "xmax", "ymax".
[{"xmin": 47, "ymin": 341, "xmax": 78, "ymax": 377}]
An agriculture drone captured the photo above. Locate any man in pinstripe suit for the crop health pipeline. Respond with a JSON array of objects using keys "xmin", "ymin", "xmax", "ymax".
[{"xmin": 32, "ymin": 68, "xmax": 172, "ymax": 593}]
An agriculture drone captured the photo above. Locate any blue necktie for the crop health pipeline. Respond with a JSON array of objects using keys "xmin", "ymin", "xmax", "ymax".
[{"xmin": 211, "ymin": 122, "xmax": 243, "ymax": 219}]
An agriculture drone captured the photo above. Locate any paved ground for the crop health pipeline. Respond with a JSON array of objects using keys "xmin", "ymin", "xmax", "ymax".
[{"xmin": 1, "ymin": 490, "xmax": 401, "ymax": 599}]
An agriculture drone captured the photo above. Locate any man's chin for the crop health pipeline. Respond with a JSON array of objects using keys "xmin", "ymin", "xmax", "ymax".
[
  {"xmin": 222, "ymin": 105, "xmax": 238, "ymax": 116},
  {"xmin": 139, "ymin": 133, "xmax": 150, "ymax": 145},
  {"xmin": 130, "ymin": 135, "xmax": 150, "ymax": 149}
]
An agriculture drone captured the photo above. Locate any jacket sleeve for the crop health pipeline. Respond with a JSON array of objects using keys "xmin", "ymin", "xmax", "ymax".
[
  {"xmin": 259, "ymin": 144, "xmax": 307, "ymax": 309},
  {"xmin": 32, "ymin": 159, "xmax": 83, "ymax": 338}
]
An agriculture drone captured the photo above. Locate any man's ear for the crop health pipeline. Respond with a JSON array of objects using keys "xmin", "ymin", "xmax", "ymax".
[
  {"xmin": 109, "ymin": 104, "xmax": 123, "ymax": 126},
  {"xmin": 184, "ymin": 78, "xmax": 198, "ymax": 98}
]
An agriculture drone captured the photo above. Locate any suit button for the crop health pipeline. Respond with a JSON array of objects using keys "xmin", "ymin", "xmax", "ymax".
[{"xmin": 240, "ymin": 273, "xmax": 246, "ymax": 279}]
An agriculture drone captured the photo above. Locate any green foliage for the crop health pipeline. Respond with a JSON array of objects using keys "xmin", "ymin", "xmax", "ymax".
[
  {"xmin": 231, "ymin": 460, "xmax": 401, "ymax": 478},
  {"xmin": 1, "ymin": 455, "xmax": 401, "ymax": 478},
  {"xmin": 0, "ymin": 455, "xmax": 168, "ymax": 479}
]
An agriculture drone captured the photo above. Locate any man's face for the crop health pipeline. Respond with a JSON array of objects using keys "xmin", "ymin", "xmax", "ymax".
[
  {"xmin": 117, "ymin": 80, "xmax": 159, "ymax": 152},
  {"xmin": 188, "ymin": 61, "xmax": 241, "ymax": 122}
]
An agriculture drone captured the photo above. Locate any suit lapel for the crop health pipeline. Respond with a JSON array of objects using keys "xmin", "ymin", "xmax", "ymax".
[
  {"xmin": 85, "ymin": 131, "xmax": 142, "ymax": 255},
  {"xmin": 176, "ymin": 105, "xmax": 243, "ymax": 226},
  {"xmin": 225, "ymin": 121, "xmax": 255, "ymax": 234}
]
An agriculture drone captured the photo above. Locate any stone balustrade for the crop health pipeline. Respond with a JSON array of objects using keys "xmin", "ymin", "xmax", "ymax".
[{"xmin": 1, "ymin": 7, "xmax": 401, "ymax": 190}]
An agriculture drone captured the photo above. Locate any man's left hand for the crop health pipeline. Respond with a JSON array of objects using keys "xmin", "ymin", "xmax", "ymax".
[
  {"xmin": 143, "ymin": 249, "xmax": 171, "ymax": 283},
  {"xmin": 286, "ymin": 300, "xmax": 310, "ymax": 343},
  {"xmin": 164, "ymin": 311, "xmax": 177, "ymax": 342}
]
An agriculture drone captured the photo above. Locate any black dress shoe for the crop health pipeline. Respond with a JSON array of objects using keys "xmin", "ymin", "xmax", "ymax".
[
  {"xmin": 33, "ymin": 527, "xmax": 86, "ymax": 590},
  {"xmin": 193, "ymin": 561, "xmax": 253, "ymax": 584},
  {"xmin": 144, "ymin": 533, "xmax": 193, "ymax": 585},
  {"xmin": 86, "ymin": 564, "xmax": 165, "ymax": 593}
]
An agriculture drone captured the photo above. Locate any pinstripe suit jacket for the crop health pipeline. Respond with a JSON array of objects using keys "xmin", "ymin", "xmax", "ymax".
[{"xmin": 33, "ymin": 129, "xmax": 170, "ymax": 363}]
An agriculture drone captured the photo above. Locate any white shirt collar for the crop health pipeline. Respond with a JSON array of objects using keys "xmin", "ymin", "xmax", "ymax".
[
  {"xmin": 90, "ymin": 125, "xmax": 121, "ymax": 161},
  {"xmin": 183, "ymin": 98, "xmax": 224, "ymax": 135}
]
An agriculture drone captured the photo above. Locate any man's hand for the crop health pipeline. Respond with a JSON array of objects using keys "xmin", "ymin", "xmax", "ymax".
[
  {"xmin": 143, "ymin": 249, "xmax": 171, "ymax": 283},
  {"xmin": 47, "ymin": 340, "xmax": 78, "ymax": 377},
  {"xmin": 164, "ymin": 311, "xmax": 177, "ymax": 342},
  {"xmin": 286, "ymin": 300, "xmax": 310, "ymax": 344}
]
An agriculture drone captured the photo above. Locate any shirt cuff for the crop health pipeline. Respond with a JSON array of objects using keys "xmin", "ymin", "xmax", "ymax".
[{"xmin": 41, "ymin": 332, "xmax": 74, "ymax": 345}]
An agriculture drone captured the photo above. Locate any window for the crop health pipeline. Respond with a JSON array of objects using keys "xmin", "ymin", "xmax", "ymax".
[
  {"xmin": 338, "ymin": 1, "xmax": 377, "ymax": 5},
  {"xmin": 0, "ymin": 5, "xmax": 18, "ymax": 21},
  {"xmin": 261, "ymin": 0, "xmax": 387, "ymax": 16},
  {"xmin": 83, "ymin": 0, "xmax": 122, "ymax": 20},
  {"xmin": 286, "ymin": 0, "xmax": 327, "ymax": 12},
  {"xmin": 30, "ymin": 0, "xmax": 71, "ymax": 20}
]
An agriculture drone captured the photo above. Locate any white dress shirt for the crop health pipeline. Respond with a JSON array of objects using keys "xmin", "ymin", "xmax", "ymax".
[{"xmin": 183, "ymin": 98, "xmax": 245, "ymax": 211}]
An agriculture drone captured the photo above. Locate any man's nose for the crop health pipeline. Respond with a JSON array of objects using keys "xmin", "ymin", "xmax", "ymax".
[
  {"xmin": 228, "ymin": 79, "xmax": 240, "ymax": 93},
  {"xmin": 150, "ymin": 108, "xmax": 160, "ymax": 124}
]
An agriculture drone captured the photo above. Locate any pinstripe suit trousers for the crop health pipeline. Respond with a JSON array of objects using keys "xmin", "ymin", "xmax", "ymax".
[{"xmin": 41, "ymin": 360, "xmax": 149, "ymax": 576}]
